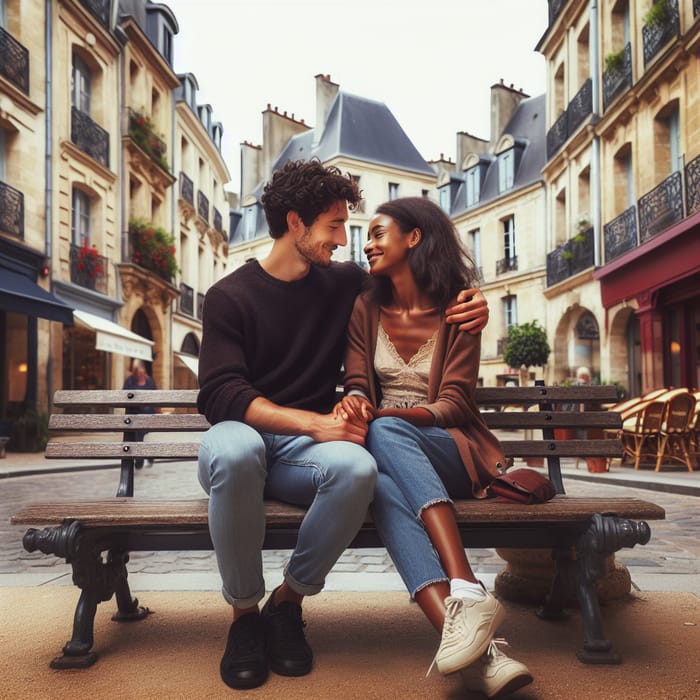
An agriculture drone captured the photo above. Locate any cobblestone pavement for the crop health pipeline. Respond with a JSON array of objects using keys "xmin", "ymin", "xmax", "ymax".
[{"xmin": 2, "ymin": 459, "xmax": 699, "ymax": 594}]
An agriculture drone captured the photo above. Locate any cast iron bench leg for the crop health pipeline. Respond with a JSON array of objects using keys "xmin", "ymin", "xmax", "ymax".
[
  {"xmin": 537, "ymin": 546, "xmax": 575, "ymax": 621},
  {"xmin": 111, "ymin": 550, "xmax": 151, "ymax": 622},
  {"xmin": 574, "ymin": 513, "xmax": 651, "ymax": 665}
]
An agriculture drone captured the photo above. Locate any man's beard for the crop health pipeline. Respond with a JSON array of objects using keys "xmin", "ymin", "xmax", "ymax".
[{"xmin": 295, "ymin": 227, "xmax": 332, "ymax": 268}]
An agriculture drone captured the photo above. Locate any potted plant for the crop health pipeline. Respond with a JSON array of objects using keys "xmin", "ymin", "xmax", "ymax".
[
  {"xmin": 75, "ymin": 240, "xmax": 104, "ymax": 289},
  {"xmin": 643, "ymin": 0, "xmax": 670, "ymax": 29},
  {"xmin": 604, "ymin": 47, "xmax": 626, "ymax": 74},
  {"xmin": 128, "ymin": 110, "xmax": 170, "ymax": 173},
  {"xmin": 128, "ymin": 219, "xmax": 180, "ymax": 282}
]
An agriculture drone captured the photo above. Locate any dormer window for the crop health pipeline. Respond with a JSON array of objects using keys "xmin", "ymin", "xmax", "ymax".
[
  {"xmin": 146, "ymin": 5, "xmax": 178, "ymax": 67},
  {"xmin": 498, "ymin": 149, "xmax": 514, "ymax": 192},
  {"xmin": 212, "ymin": 123, "xmax": 223, "ymax": 150},
  {"xmin": 465, "ymin": 166, "xmax": 481, "ymax": 206}
]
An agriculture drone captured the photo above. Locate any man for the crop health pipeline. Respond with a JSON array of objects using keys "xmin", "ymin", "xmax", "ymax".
[
  {"xmin": 197, "ymin": 159, "xmax": 489, "ymax": 690},
  {"xmin": 122, "ymin": 359, "xmax": 156, "ymax": 469}
]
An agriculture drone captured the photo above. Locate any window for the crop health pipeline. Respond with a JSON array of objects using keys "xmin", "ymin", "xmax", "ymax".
[
  {"xmin": 503, "ymin": 217, "xmax": 516, "ymax": 260},
  {"xmin": 469, "ymin": 228, "xmax": 481, "ymax": 270},
  {"xmin": 71, "ymin": 189, "xmax": 91, "ymax": 245},
  {"xmin": 503, "ymin": 296, "xmax": 518, "ymax": 330},
  {"xmin": 388, "ymin": 182, "xmax": 399, "ymax": 200},
  {"xmin": 439, "ymin": 185, "xmax": 450, "ymax": 212},
  {"xmin": 498, "ymin": 150, "xmax": 514, "ymax": 192},
  {"xmin": 350, "ymin": 225, "xmax": 366, "ymax": 268},
  {"xmin": 71, "ymin": 53, "xmax": 91, "ymax": 112},
  {"xmin": 421, "ymin": 189, "xmax": 429, "ymax": 198},
  {"xmin": 242, "ymin": 205, "xmax": 257, "ymax": 240},
  {"xmin": 466, "ymin": 166, "xmax": 480, "ymax": 206},
  {"xmin": 613, "ymin": 143, "xmax": 634, "ymax": 212},
  {"xmin": 654, "ymin": 103, "xmax": 681, "ymax": 179}
]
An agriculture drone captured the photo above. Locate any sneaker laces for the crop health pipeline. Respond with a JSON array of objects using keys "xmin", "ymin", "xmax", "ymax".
[
  {"xmin": 270, "ymin": 602, "xmax": 308, "ymax": 648},
  {"xmin": 426, "ymin": 597, "xmax": 465, "ymax": 677}
]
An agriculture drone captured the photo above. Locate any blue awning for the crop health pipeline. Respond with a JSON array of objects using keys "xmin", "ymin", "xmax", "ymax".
[{"xmin": 0, "ymin": 268, "xmax": 74, "ymax": 325}]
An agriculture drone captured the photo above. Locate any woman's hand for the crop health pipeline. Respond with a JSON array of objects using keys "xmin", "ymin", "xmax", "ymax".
[
  {"xmin": 446, "ymin": 288, "xmax": 489, "ymax": 334},
  {"xmin": 335, "ymin": 396, "xmax": 376, "ymax": 423}
]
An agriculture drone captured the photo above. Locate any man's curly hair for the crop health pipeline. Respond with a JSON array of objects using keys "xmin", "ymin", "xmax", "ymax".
[{"xmin": 261, "ymin": 159, "xmax": 362, "ymax": 239}]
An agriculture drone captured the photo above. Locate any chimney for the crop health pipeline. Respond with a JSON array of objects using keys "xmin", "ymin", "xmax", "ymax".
[
  {"xmin": 240, "ymin": 141, "xmax": 263, "ymax": 201},
  {"xmin": 490, "ymin": 79, "xmax": 529, "ymax": 148},
  {"xmin": 261, "ymin": 104, "xmax": 311, "ymax": 180},
  {"xmin": 455, "ymin": 132, "xmax": 489, "ymax": 171},
  {"xmin": 313, "ymin": 73, "xmax": 339, "ymax": 147}
]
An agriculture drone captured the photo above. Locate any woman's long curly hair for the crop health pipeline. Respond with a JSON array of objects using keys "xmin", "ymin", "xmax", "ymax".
[
  {"xmin": 261, "ymin": 158, "xmax": 362, "ymax": 239},
  {"xmin": 366, "ymin": 196, "xmax": 478, "ymax": 310}
]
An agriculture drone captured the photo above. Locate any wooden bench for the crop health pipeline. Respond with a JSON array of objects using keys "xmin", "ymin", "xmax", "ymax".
[{"xmin": 10, "ymin": 384, "xmax": 665, "ymax": 669}]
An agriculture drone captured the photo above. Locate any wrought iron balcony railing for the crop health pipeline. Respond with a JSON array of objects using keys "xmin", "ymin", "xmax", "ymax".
[
  {"xmin": 0, "ymin": 26, "xmax": 29, "ymax": 94},
  {"xmin": 602, "ymin": 43, "xmax": 633, "ymax": 112},
  {"xmin": 566, "ymin": 78, "xmax": 592, "ymax": 137},
  {"xmin": 69, "ymin": 242, "xmax": 108, "ymax": 294},
  {"xmin": 79, "ymin": 0, "xmax": 111, "ymax": 28},
  {"xmin": 546, "ymin": 110, "xmax": 568, "ymax": 160},
  {"xmin": 127, "ymin": 108, "xmax": 169, "ymax": 172},
  {"xmin": 638, "ymin": 170, "xmax": 684, "ymax": 242},
  {"xmin": 179, "ymin": 283, "xmax": 194, "ymax": 316},
  {"xmin": 685, "ymin": 154, "xmax": 700, "ymax": 217},
  {"xmin": 179, "ymin": 172, "xmax": 194, "ymax": 205},
  {"xmin": 546, "ymin": 227, "xmax": 594, "ymax": 287},
  {"xmin": 197, "ymin": 190, "xmax": 209, "ymax": 223},
  {"xmin": 496, "ymin": 255, "xmax": 518, "ymax": 275},
  {"xmin": 643, "ymin": 0, "xmax": 679, "ymax": 67},
  {"xmin": 0, "ymin": 180, "xmax": 24, "ymax": 238},
  {"xmin": 603, "ymin": 206, "xmax": 638, "ymax": 263},
  {"xmin": 214, "ymin": 207, "xmax": 223, "ymax": 233},
  {"xmin": 71, "ymin": 106, "xmax": 110, "ymax": 167}
]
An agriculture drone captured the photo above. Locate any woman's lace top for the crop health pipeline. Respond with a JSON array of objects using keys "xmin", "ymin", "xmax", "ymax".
[{"xmin": 375, "ymin": 323, "xmax": 437, "ymax": 409}]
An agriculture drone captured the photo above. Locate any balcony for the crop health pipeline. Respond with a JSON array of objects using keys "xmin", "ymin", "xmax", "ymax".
[
  {"xmin": 546, "ymin": 227, "xmax": 594, "ymax": 287},
  {"xmin": 642, "ymin": 0, "xmax": 679, "ymax": 67},
  {"xmin": 546, "ymin": 79, "xmax": 593, "ymax": 160},
  {"xmin": 71, "ymin": 106, "xmax": 109, "ymax": 168},
  {"xmin": 0, "ymin": 180, "xmax": 24, "ymax": 238},
  {"xmin": 0, "ymin": 26, "xmax": 29, "ymax": 94},
  {"xmin": 78, "ymin": 0, "xmax": 111, "ymax": 28},
  {"xmin": 638, "ymin": 170, "xmax": 683, "ymax": 242},
  {"xmin": 686, "ymin": 154, "xmax": 700, "ymax": 217},
  {"xmin": 179, "ymin": 172, "xmax": 194, "ymax": 205},
  {"xmin": 566, "ymin": 78, "xmax": 592, "ymax": 137},
  {"xmin": 69, "ymin": 242, "xmax": 108, "ymax": 294},
  {"xmin": 128, "ymin": 108, "xmax": 169, "ymax": 173},
  {"xmin": 197, "ymin": 190, "xmax": 209, "ymax": 223},
  {"xmin": 603, "ymin": 206, "xmax": 638, "ymax": 262},
  {"xmin": 602, "ymin": 43, "xmax": 633, "ymax": 112},
  {"xmin": 179, "ymin": 283, "xmax": 194, "ymax": 316},
  {"xmin": 496, "ymin": 256, "xmax": 518, "ymax": 275}
]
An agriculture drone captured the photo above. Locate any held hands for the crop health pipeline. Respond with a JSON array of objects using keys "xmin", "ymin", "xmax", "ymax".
[
  {"xmin": 446, "ymin": 288, "xmax": 489, "ymax": 334},
  {"xmin": 336, "ymin": 396, "xmax": 377, "ymax": 423},
  {"xmin": 311, "ymin": 400, "xmax": 373, "ymax": 445}
]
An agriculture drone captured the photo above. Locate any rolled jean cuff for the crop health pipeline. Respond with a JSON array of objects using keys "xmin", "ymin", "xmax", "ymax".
[
  {"xmin": 223, "ymin": 580, "xmax": 266, "ymax": 610},
  {"xmin": 283, "ymin": 567, "xmax": 325, "ymax": 597},
  {"xmin": 413, "ymin": 576, "xmax": 450, "ymax": 598},
  {"xmin": 417, "ymin": 497, "xmax": 453, "ymax": 520}
]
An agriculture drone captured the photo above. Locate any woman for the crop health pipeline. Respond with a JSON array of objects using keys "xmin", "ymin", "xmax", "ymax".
[{"xmin": 341, "ymin": 197, "xmax": 531, "ymax": 697}]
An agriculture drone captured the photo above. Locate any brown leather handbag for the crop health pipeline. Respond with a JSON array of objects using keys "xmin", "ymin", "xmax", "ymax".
[{"xmin": 488, "ymin": 468, "xmax": 556, "ymax": 505}]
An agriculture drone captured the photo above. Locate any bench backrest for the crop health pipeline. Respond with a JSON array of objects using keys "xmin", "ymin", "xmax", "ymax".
[{"xmin": 48, "ymin": 384, "xmax": 622, "ymax": 497}]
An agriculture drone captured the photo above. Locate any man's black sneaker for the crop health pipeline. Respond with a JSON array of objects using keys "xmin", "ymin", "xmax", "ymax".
[
  {"xmin": 220, "ymin": 613, "xmax": 268, "ymax": 690},
  {"xmin": 261, "ymin": 588, "xmax": 313, "ymax": 676}
]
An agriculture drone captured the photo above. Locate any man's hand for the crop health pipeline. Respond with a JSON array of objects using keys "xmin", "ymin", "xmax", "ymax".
[
  {"xmin": 446, "ymin": 288, "xmax": 489, "ymax": 334},
  {"xmin": 335, "ymin": 396, "xmax": 376, "ymax": 423},
  {"xmin": 310, "ymin": 411, "xmax": 369, "ymax": 445}
]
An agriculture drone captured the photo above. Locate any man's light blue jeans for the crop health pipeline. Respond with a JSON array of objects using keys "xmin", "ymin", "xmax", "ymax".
[
  {"xmin": 367, "ymin": 417, "xmax": 473, "ymax": 597},
  {"xmin": 198, "ymin": 421, "xmax": 377, "ymax": 608}
]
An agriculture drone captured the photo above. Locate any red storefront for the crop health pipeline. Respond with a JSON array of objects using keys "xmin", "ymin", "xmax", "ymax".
[{"xmin": 594, "ymin": 211, "xmax": 700, "ymax": 393}]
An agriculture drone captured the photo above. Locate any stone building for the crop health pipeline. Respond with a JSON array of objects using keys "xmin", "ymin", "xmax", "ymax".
[
  {"xmin": 538, "ymin": 0, "xmax": 700, "ymax": 395},
  {"xmin": 0, "ymin": 0, "xmax": 231, "ymax": 447},
  {"xmin": 229, "ymin": 73, "xmax": 438, "ymax": 270}
]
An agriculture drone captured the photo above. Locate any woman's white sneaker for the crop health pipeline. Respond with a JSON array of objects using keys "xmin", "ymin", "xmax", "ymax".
[
  {"xmin": 433, "ymin": 590, "xmax": 505, "ymax": 675},
  {"xmin": 460, "ymin": 640, "xmax": 533, "ymax": 698}
]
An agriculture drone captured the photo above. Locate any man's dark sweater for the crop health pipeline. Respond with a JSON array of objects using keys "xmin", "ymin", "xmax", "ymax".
[{"xmin": 197, "ymin": 259, "xmax": 367, "ymax": 425}]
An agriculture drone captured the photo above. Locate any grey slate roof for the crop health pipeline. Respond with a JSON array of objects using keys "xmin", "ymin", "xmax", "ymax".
[
  {"xmin": 450, "ymin": 93, "xmax": 546, "ymax": 217},
  {"xmin": 272, "ymin": 91, "xmax": 435, "ymax": 177}
]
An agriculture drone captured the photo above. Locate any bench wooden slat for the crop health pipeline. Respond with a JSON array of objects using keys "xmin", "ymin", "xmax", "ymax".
[
  {"xmin": 484, "ymin": 412, "xmax": 621, "ymax": 429},
  {"xmin": 45, "ymin": 442, "xmax": 201, "ymax": 460},
  {"xmin": 52, "ymin": 389, "xmax": 200, "ymax": 408},
  {"xmin": 49, "ymin": 414, "xmax": 210, "ymax": 431},
  {"xmin": 475, "ymin": 385, "xmax": 620, "ymax": 404},
  {"xmin": 10, "ymin": 496, "xmax": 665, "ymax": 529}
]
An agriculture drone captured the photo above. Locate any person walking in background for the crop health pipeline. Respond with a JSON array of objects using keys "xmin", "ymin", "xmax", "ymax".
[
  {"xmin": 341, "ymin": 197, "xmax": 532, "ymax": 697},
  {"xmin": 122, "ymin": 359, "xmax": 156, "ymax": 469}
]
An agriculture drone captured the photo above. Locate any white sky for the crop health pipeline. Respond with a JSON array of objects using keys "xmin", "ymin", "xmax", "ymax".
[{"xmin": 164, "ymin": 0, "xmax": 549, "ymax": 194}]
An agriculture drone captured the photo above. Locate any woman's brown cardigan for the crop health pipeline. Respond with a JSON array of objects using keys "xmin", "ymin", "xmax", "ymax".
[{"xmin": 344, "ymin": 293, "xmax": 506, "ymax": 499}]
